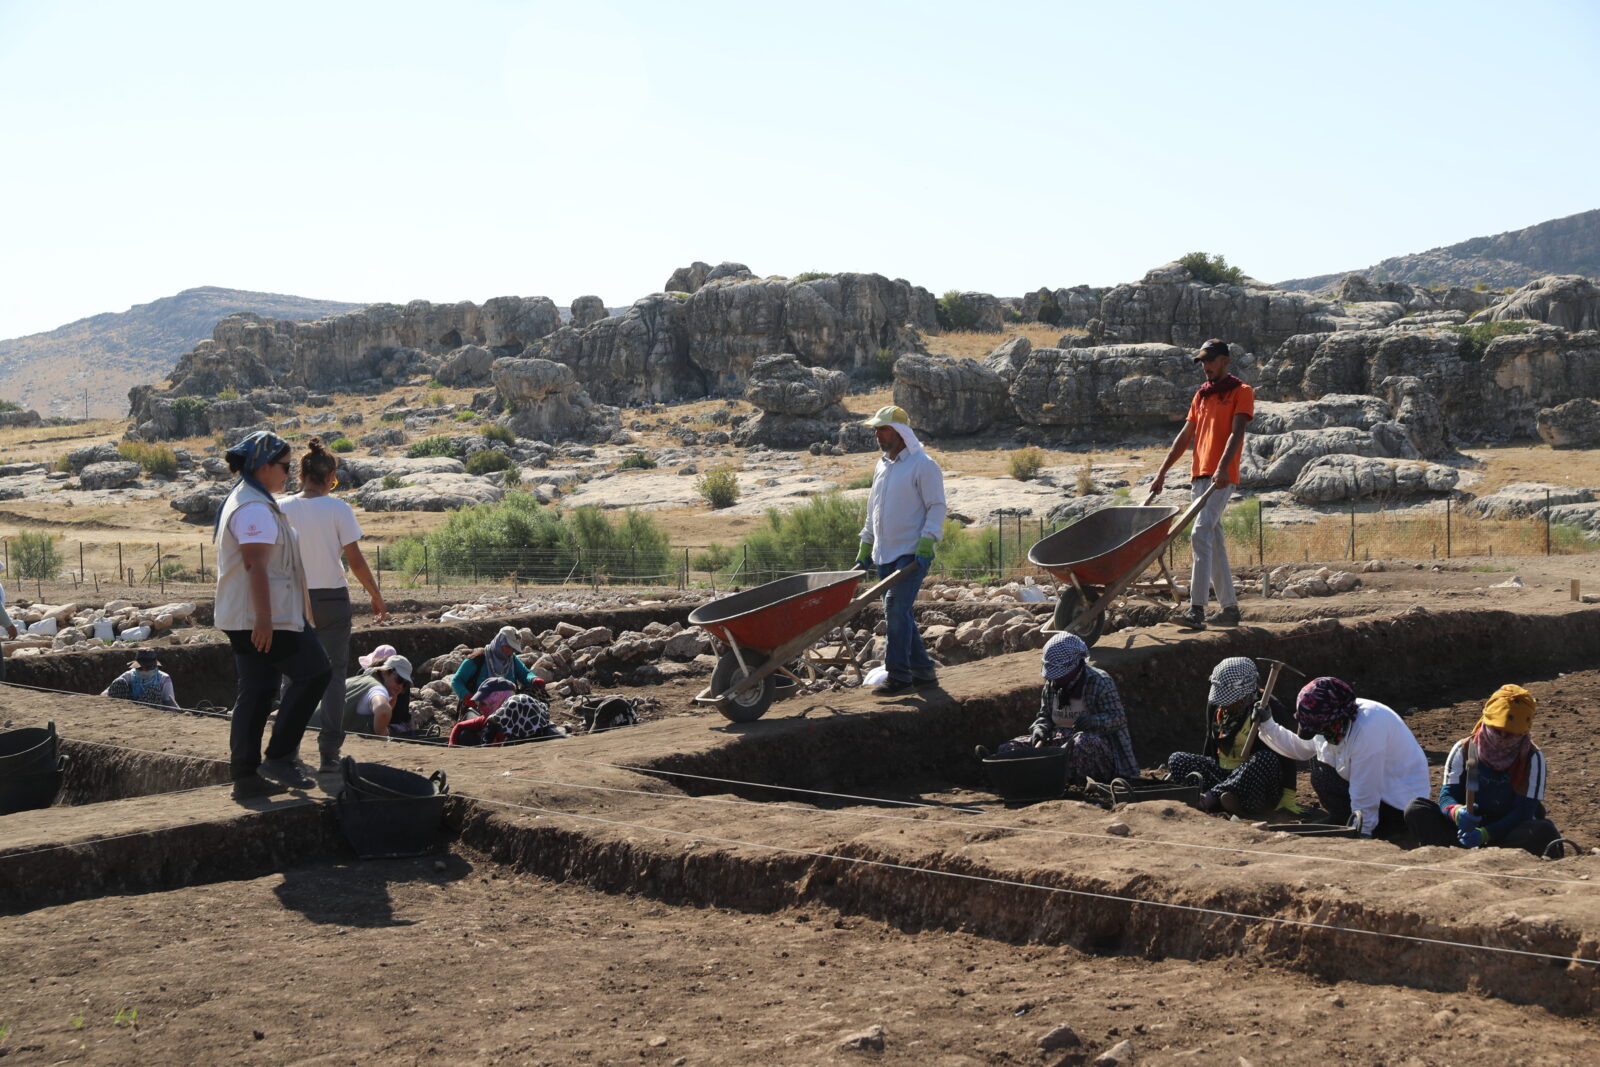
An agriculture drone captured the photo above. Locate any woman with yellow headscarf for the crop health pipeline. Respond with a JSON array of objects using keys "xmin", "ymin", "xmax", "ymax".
[{"xmin": 1404, "ymin": 684, "xmax": 1559, "ymax": 856}]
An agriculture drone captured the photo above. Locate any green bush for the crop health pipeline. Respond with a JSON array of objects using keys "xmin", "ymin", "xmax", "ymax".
[
  {"xmin": 1446, "ymin": 320, "xmax": 1532, "ymax": 362},
  {"xmin": 117, "ymin": 441, "xmax": 178, "ymax": 478},
  {"xmin": 935, "ymin": 290, "xmax": 982, "ymax": 332},
  {"xmin": 328, "ymin": 436, "xmax": 355, "ymax": 453},
  {"xmin": 734, "ymin": 492, "xmax": 866, "ymax": 575},
  {"xmin": 481, "ymin": 422, "xmax": 515, "ymax": 444},
  {"xmin": 843, "ymin": 471, "xmax": 874, "ymax": 490},
  {"xmin": 691, "ymin": 543, "xmax": 735, "ymax": 572},
  {"xmin": 216, "ymin": 387, "xmax": 240, "ymax": 402},
  {"xmin": 381, "ymin": 473, "xmax": 404, "ymax": 490},
  {"xmin": 1178, "ymin": 251, "xmax": 1246, "ymax": 286},
  {"xmin": 406, "ymin": 435, "xmax": 458, "ymax": 458},
  {"xmin": 1222, "ymin": 496, "xmax": 1261, "ymax": 543},
  {"xmin": 380, "ymin": 410, "xmax": 405, "ymax": 423},
  {"xmin": 10, "ymin": 531, "xmax": 63, "ymax": 579},
  {"xmin": 466, "ymin": 449, "xmax": 512, "ymax": 475},
  {"xmin": 1009, "ymin": 447, "xmax": 1045, "ymax": 482},
  {"xmin": 453, "ymin": 411, "xmax": 479, "ymax": 422},
  {"xmin": 0, "ymin": 399, "xmax": 21, "ymax": 412},
  {"xmin": 501, "ymin": 465, "xmax": 522, "ymax": 488},
  {"xmin": 170, "ymin": 396, "xmax": 211, "ymax": 437},
  {"xmin": 616, "ymin": 451, "xmax": 658, "ymax": 471},
  {"xmin": 855, "ymin": 346, "xmax": 896, "ymax": 385},
  {"xmin": 697, "ymin": 467, "xmax": 740, "ymax": 509},
  {"xmin": 793, "ymin": 271, "xmax": 833, "ymax": 283}
]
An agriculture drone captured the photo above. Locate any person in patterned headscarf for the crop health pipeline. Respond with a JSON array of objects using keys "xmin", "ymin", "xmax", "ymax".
[
  {"xmin": 976, "ymin": 633, "xmax": 1138, "ymax": 787},
  {"xmin": 1404, "ymin": 684, "xmax": 1559, "ymax": 856},
  {"xmin": 1253, "ymin": 676, "xmax": 1430, "ymax": 839},
  {"xmin": 1165, "ymin": 657, "xmax": 1299, "ymax": 817}
]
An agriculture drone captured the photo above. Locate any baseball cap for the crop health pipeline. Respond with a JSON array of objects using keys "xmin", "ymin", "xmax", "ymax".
[
  {"xmin": 864, "ymin": 405, "xmax": 910, "ymax": 428},
  {"xmin": 1193, "ymin": 339, "xmax": 1230, "ymax": 363}
]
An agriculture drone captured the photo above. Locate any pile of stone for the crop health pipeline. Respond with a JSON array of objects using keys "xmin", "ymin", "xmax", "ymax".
[
  {"xmin": 1265, "ymin": 564, "xmax": 1369, "ymax": 599},
  {"xmin": 2, "ymin": 599, "xmax": 200, "ymax": 655}
]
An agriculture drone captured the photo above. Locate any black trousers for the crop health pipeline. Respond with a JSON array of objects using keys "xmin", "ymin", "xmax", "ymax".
[
  {"xmin": 1310, "ymin": 759, "xmax": 1410, "ymax": 839},
  {"xmin": 226, "ymin": 628, "xmax": 332, "ymax": 780},
  {"xmin": 1404, "ymin": 797, "xmax": 1560, "ymax": 857}
]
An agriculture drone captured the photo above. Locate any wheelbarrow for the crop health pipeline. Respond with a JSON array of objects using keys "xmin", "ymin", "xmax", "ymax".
[
  {"xmin": 689, "ymin": 566, "xmax": 914, "ymax": 722},
  {"xmin": 1027, "ymin": 482, "xmax": 1219, "ymax": 645}
]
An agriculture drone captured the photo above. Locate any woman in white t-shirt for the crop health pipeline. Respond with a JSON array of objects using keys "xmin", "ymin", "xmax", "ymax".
[
  {"xmin": 214, "ymin": 430, "xmax": 331, "ymax": 800},
  {"xmin": 278, "ymin": 437, "xmax": 386, "ymax": 773}
]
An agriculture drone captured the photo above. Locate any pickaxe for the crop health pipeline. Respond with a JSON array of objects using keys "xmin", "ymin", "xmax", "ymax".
[{"xmin": 1238, "ymin": 657, "xmax": 1305, "ymax": 760}]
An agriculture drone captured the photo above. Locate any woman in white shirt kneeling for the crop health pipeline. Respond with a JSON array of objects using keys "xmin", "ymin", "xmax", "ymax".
[{"xmin": 279, "ymin": 437, "xmax": 386, "ymax": 772}]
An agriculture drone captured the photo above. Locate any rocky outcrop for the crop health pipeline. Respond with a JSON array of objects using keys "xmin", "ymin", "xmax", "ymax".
[
  {"xmin": 492, "ymin": 358, "xmax": 620, "ymax": 443},
  {"xmin": 983, "ymin": 336, "xmax": 1031, "ymax": 381},
  {"xmin": 1250, "ymin": 395, "xmax": 1396, "ymax": 435},
  {"xmin": 1289, "ymin": 455, "xmax": 1458, "ymax": 503},
  {"xmin": 78, "ymin": 461, "xmax": 142, "ymax": 490},
  {"xmin": 338, "ymin": 455, "xmax": 467, "ymax": 487},
  {"xmin": 532, "ymin": 294, "xmax": 699, "ymax": 405},
  {"xmin": 1537, "ymin": 397, "xmax": 1600, "ymax": 449},
  {"xmin": 1381, "ymin": 375, "xmax": 1450, "ymax": 457},
  {"xmin": 1477, "ymin": 275, "xmax": 1600, "ymax": 332},
  {"xmin": 664, "ymin": 261, "xmax": 753, "ymax": 294},
  {"xmin": 892, "ymin": 354, "xmax": 1010, "ymax": 436},
  {"xmin": 170, "ymin": 484, "xmax": 230, "ymax": 521},
  {"xmin": 1007, "ymin": 343, "xmax": 1219, "ymax": 436},
  {"xmin": 1019, "ymin": 286, "xmax": 1105, "ymax": 329},
  {"xmin": 352, "ymin": 473, "xmax": 505, "ymax": 512},
  {"xmin": 732, "ymin": 354, "xmax": 849, "ymax": 448},
  {"xmin": 943, "ymin": 292, "xmax": 1005, "ymax": 332},
  {"xmin": 569, "ymin": 295, "xmax": 608, "ymax": 329},
  {"xmin": 1241, "ymin": 425, "xmax": 1418, "ymax": 490},
  {"xmin": 66, "ymin": 444, "xmax": 121, "ymax": 472},
  {"xmin": 434, "ymin": 344, "xmax": 498, "ymax": 387},
  {"xmin": 1330, "ymin": 274, "xmax": 1492, "ymax": 314},
  {"xmin": 1469, "ymin": 482, "xmax": 1595, "ymax": 519},
  {"xmin": 0, "ymin": 408, "xmax": 43, "ymax": 428}
]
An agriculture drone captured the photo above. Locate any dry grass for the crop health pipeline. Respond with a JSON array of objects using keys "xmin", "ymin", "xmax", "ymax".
[
  {"xmin": 924, "ymin": 323, "xmax": 1077, "ymax": 362},
  {"xmin": 1460, "ymin": 443, "xmax": 1600, "ymax": 495}
]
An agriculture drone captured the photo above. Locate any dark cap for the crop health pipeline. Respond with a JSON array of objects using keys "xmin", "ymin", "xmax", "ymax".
[
  {"xmin": 135, "ymin": 648, "xmax": 159, "ymax": 665},
  {"xmin": 1193, "ymin": 339, "xmax": 1230, "ymax": 363}
]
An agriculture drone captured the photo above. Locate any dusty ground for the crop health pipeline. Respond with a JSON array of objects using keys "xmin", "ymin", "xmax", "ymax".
[{"xmin": 3, "ymin": 849, "xmax": 1598, "ymax": 1066}]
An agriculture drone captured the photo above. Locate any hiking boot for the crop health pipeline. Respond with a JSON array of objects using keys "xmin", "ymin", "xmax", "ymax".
[
  {"xmin": 231, "ymin": 775, "xmax": 283, "ymax": 801},
  {"xmin": 1209, "ymin": 604, "xmax": 1242, "ymax": 627},
  {"xmin": 873, "ymin": 677, "xmax": 918, "ymax": 697},
  {"xmin": 974, "ymin": 745, "xmax": 991, "ymax": 760},
  {"xmin": 1196, "ymin": 790, "xmax": 1221, "ymax": 813},
  {"xmin": 1218, "ymin": 791, "xmax": 1251, "ymax": 817},
  {"xmin": 1175, "ymin": 605, "xmax": 1207, "ymax": 629},
  {"xmin": 912, "ymin": 672, "xmax": 939, "ymax": 688},
  {"xmin": 318, "ymin": 757, "xmax": 342, "ymax": 775},
  {"xmin": 257, "ymin": 758, "xmax": 316, "ymax": 790}
]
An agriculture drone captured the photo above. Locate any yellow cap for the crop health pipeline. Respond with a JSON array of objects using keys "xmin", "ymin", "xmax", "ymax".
[
  {"xmin": 864, "ymin": 405, "xmax": 910, "ymax": 428},
  {"xmin": 1481, "ymin": 684, "xmax": 1536, "ymax": 735}
]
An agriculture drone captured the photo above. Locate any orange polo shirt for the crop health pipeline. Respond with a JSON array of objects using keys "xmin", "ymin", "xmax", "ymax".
[{"xmin": 1186, "ymin": 379, "xmax": 1254, "ymax": 482}]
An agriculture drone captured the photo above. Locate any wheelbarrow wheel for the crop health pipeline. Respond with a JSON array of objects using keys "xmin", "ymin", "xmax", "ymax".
[
  {"xmin": 1051, "ymin": 586, "xmax": 1105, "ymax": 646},
  {"xmin": 711, "ymin": 651, "xmax": 777, "ymax": 723}
]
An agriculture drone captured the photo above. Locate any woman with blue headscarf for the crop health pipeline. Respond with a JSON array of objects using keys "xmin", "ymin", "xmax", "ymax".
[{"xmin": 214, "ymin": 430, "xmax": 332, "ymax": 800}]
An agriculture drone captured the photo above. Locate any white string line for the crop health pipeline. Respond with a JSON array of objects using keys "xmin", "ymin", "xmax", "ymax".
[
  {"xmin": 451, "ymin": 789, "xmax": 1600, "ymax": 969},
  {"xmin": 62, "ymin": 735, "xmax": 231, "ymax": 765},
  {"xmin": 558, "ymin": 757, "xmax": 1595, "ymax": 889}
]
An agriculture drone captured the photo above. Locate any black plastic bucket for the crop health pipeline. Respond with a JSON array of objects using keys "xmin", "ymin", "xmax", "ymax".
[
  {"xmin": 0, "ymin": 754, "xmax": 67, "ymax": 815},
  {"xmin": 335, "ymin": 757, "xmax": 449, "ymax": 859},
  {"xmin": 0, "ymin": 721, "xmax": 58, "ymax": 778},
  {"xmin": 982, "ymin": 749, "xmax": 1070, "ymax": 801}
]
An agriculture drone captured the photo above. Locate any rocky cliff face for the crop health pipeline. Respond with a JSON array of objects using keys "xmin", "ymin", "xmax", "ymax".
[
  {"xmin": 1477, "ymin": 274, "xmax": 1600, "ymax": 332},
  {"xmin": 1278, "ymin": 208, "xmax": 1600, "ymax": 292}
]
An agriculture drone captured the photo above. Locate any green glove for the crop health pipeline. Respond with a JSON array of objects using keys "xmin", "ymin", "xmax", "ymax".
[
  {"xmin": 916, "ymin": 537, "xmax": 936, "ymax": 563},
  {"xmin": 854, "ymin": 542, "xmax": 872, "ymax": 569}
]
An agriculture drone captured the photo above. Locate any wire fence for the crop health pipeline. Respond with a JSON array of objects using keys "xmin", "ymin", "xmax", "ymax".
[{"xmin": 0, "ymin": 493, "xmax": 1592, "ymax": 603}]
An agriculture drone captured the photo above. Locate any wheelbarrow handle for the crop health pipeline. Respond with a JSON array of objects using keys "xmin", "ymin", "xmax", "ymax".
[{"xmin": 1143, "ymin": 479, "xmax": 1222, "ymax": 509}]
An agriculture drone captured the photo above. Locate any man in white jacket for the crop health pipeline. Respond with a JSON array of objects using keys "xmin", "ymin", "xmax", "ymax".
[
  {"xmin": 1254, "ymin": 675, "xmax": 1430, "ymax": 838},
  {"xmin": 855, "ymin": 406, "xmax": 946, "ymax": 697}
]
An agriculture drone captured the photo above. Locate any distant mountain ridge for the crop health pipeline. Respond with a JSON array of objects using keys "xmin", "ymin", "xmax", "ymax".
[
  {"xmin": 1278, "ymin": 208, "xmax": 1600, "ymax": 293},
  {"xmin": 0, "ymin": 286, "xmax": 366, "ymax": 418}
]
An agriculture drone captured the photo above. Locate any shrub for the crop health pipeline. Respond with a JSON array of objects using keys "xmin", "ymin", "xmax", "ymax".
[
  {"xmin": 481, "ymin": 422, "xmax": 515, "ymax": 444},
  {"xmin": 697, "ymin": 467, "xmax": 741, "ymax": 509},
  {"xmin": 380, "ymin": 410, "xmax": 405, "ymax": 423},
  {"xmin": 843, "ymin": 471, "xmax": 874, "ymax": 490},
  {"xmin": 1074, "ymin": 455, "xmax": 1095, "ymax": 495},
  {"xmin": 406, "ymin": 435, "xmax": 458, "ymax": 458},
  {"xmin": 453, "ymin": 411, "xmax": 479, "ymax": 422},
  {"xmin": 855, "ymin": 346, "xmax": 896, "ymax": 385},
  {"xmin": 935, "ymin": 290, "xmax": 982, "ymax": 332},
  {"xmin": 569, "ymin": 505, "xmax": 672, "ymax": 578},
  {"xmin": 1178, "ymin": 251, "xmax": 1246, "ymax": 286},
  {"xmin": 501, "ymin": 464, "xmax": 522, "ymax": 488},
  {"xmin": 1009, "ymin": 447, "xmax": 1045, "ymax": 482},
  {"xmin": 427, "ymin": 388, "xmax": 446, "ymax": 407},
  {"xmin": 381, "ymin": 473, "xmax": 404, "ymax": 490},
  {"xmin": 1446, "ymin": 320, "xmax": 1532, "ymax": 362},
  {"xmin": 466, "ymin": 449, "xmax": 512, "ymax": 475},
  {"xmin": 170, "ymin": 396, "xmax": 211, "ymax": 436},
  {"xmin": 616, "ymin": 451, "xmax": 658, "ymax": 471},
  {"xmin": 691, "ymin": 543, "xmax": 735, "ymax": 572},
  {"xmin": 117, "ymin": 441, "xmax": 178, "ymax": 478},
  {"xmin": 0, "ymin": 399, "xmax": 21, "ymax": 412},
  {"xmin": 793, "ymin": 271, "xmax": 833, "ymax": 283},
  {"xmin": 328, "ymin": 436, "xmax": 355, "ymax": 453},
  {"xmin": 734, "ymin": 492, "xmax": 866, "ymax": 575},
  {"xmin": 1222, "ymin": 496, "xmax": 1262, "ymax": 543},
  {"xmin": 216, "ymin": 387, "xmax": 240, "ymax": 402},
  {"xmin": 10, "ymin": 530, "xmax": 63, "ymax": 579}
]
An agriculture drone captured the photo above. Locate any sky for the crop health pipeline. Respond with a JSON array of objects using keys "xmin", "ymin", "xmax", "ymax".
[{"xmin": 1, "ymin": 0, "xmax": 1597, "ymax": 340}]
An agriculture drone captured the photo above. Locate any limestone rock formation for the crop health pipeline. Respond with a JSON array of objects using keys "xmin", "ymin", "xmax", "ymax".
[
  {"xmin": 79, "ymin": 460, "xmax": 142, "ymax": 490},
  {"xmin": 733, "ymin": 354, "xmax": 849, "ymax": 448},
  {"xmin": 1241, "ymin": 425, "xmax": 1417, "ymax": 490},
  {"xmin": 1380, "ymin": 375, "xmax": 1450, "ymax": 457},
  {"xmin": 1468, "ymin": 482, "xmax": 1595, "ymax": 519},
  {"xmin": 1289, "ymin": 455, "xmax": 1459, "ymax": 503},
  {"xmin": 434, "ymin": 345, "xmax": 497, "ymax": 387},
  {"xmin": 945, "ymin": 292, "xmax": 1005, "ymax": 332},
  {"xmin": 570, "ymin": 295, "xmax": 607, "ymax": 329},
  {"xmin": 983, "ymin": 336, "xmax": 1031, "ymax": 381},
  {"xmin": 352, "ymin": 473, "xmax": 505, "ymax": 512},
  {"xmin": 1477, "ymin": 275, "xmax": 1600, "ymax": 332},
  {"xmin": 1330, "ymin": 274, "xmax": 1491, "ymax": 314},
  {"xmin": 492, "ymin": 358, "xmax": 619, "ymax": 443},
  {"xmin": 1536, "ymin": 397, "xmax": 1600, "ymax": 449},
  {"xmin": 1019, "ymin": 286, "xmax": 1105, "ymax": 329},
  {"xmin": 170, "ymin": 484, "xmax": 230, "ymax": 521},
  {"xmin": 531, "ymin": 293, "xmax": 698, "ymax": 405},
  {"xmin": 1008, "ymin": 343, "xmax": 1212, "ymax": 436},
  {"xmin": 0, "ymin": 408, "xmax": 43, "ymax": 428},
  {"xmin": 1250, "ymin": 395, "xmax": 1396, "ymax": 436},
  {"xmin": 892, "ymin": 353, "xmax": 1010, "ymax": 436},
  {"xmin": 664, "ymin": 261, "xmax": 751, "ymax": 294},
  {"xmin": 66, "ymin": 444, "xmax": 121, "ymax": 472},
  {"xmin": 338, "ymin": 456, "xmax": 467, "ymax": 487}
]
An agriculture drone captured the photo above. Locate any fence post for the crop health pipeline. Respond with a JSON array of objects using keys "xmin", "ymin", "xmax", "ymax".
[
  {"xmin": 157, "ymin": 542, "xmax": 163, "ymax": 594},
  {"xmin": 199, "ymin": 544, "xmax": 205, "ymax": 579},
  {"xmin": 1445, "ymin": 497, "xmax": 1452, "ymax": 559},
  {"xmin": 997, "ymin": 518, "xmax": 1004, "ymax": 578},
  {"xmin": 683, "ymin": 547, "xmax": 689, "ymax": 591},
  {"xmin": 1546, "ymin": 489, "xmax": 1552, "ymax": 555},
  {"xmin": 423, "ymin": 544, "xmax": 429, "ymax": 586},
  {"xmin": 1348, "ymin": 504, "xmax": 1356, "ymax": 562},
  {"xmin": 1257, "ymin": 500, "xmax": 1264, "ymax": 568},
  {"xmin": 117, "ymin": 542, "xmax": 122, "ymax": 581}
]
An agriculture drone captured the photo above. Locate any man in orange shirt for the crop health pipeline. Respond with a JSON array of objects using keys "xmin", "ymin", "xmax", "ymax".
[{"xmin": 1149, "ymin": 338, "xmax": 1253, "ymax": 629}]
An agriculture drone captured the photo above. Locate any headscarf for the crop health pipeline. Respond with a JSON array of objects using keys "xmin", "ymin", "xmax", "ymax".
[
  {"xmin": 1472, "ymin": 684, "xmax": 1537, "ymax": 791},
  {"xmin": 472, "ymin": 676, "xmax": 517, "ymax": 716},
  {"xmin": 885, "ymin": 422, "xmax": 925, "ymax": 456},
  {"xmin": 1041, "ymin": 632, "xmax": 1089, "ymax": 699},
  {"xmin": 488, "ymin": 694, "xmax": 551, "ymax": 741},
  {"xmin": 1196, "ymin": 374, "xmax": 1244, "ymax": 401},
  {"xmin": 483, "ymin": 626, "xmax": 523, "ymax": 679},
  {"xmin": 214, "ymin": 430, "xmax": 289, "ymax": 537},
  {"xmin": 1208, "ymin": 657, "xmax": 1258, "ymax": 709},
  {"xmin": 1294, "ymin": 676, "xmax": 1359, "ymax": 740},
  {"xmin": 129, "ymin": 664, "xmax": 166, "ymax": 705}
]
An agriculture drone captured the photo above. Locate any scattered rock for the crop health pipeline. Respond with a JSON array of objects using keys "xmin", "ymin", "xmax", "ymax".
[
  {"xmin": 78, "ymin": 460, "xmax": 142, "ymax": 491},
  {"xmin": 1094, "ymin": 1038, "xmax": 1136, "ymax": 1066},
  {"xmin": 1106, "ymin": 823, "xmax": 1131, "ymax": 837},
  {"xmin": 1039, "ymin": 1024, "xmax": 1082, "ymax": 1050},
  {"xmin": 839, "ymin": 1024, "xmax": 886, "ymax": 1052}
]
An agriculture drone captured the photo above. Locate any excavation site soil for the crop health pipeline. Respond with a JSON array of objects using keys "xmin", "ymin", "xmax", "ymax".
[{"xmin": 3, "ymin": 555, "xmax": 1600, "ymax": 1064}]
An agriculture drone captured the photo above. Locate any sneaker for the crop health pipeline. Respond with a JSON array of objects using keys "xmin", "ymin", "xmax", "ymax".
[
  {"xmin": 230, "ymin": 775, "xmax": 282, "ymax": 801},
  {"xmin": 1197, "ymin": 790, "xmax": 1221, "ymax": 813},
  {"xmin": 974, "ymin": 745, "xmax": 991, "ymax": 760},
  {"xmin": 1218, "ymin": 791, "xmax": 1250, "ymax": 817},
  {"xmin": 318, "ymin": 757, "xmax": 342, "ymax": 775},
  {"xmin": 1209, "ymin": 604, "xmax": 1242, "ymax": 627},
  {"xmin": 1176, "ymin": 605, "xmax": 1207, "ymax": 629},
  {"xmin": 912, "ymin": 673, "xmax": 939, "ymax": 688},
  {"xmin": 257, "ymin": 758, "xmax": 316, "ymax": 790},
  {"xmin": 872, "ymin": 678, "xmax": 918, "ymax": 697}
]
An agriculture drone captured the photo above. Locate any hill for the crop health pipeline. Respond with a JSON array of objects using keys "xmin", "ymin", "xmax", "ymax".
[
  {"xmin": 1278, "ymin": 208, "xmax": 1600, "ymax": 293},
  {"xmin": 0, "ymin": 286, "xmax": 365, "ymax": 418}
]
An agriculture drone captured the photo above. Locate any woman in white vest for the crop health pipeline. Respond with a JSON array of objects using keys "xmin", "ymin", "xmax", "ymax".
[
  {"xmin": 214, "ymin": 430, "xmax": 332, "ymax": 800},
  {"xmin": 280, "ymin": 436, "xmax": 386, "ymax": 772}
]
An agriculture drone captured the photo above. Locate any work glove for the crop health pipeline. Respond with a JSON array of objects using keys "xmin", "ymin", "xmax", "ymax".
[
  {"xmin": 1275, "ymin": 789, "xmax": 1305, "ymax": 815},
  {"xmin": 1457, "ymin": 827, "xmax": 1490, "ymax": 849},
  {"xmin": 1029, "ymin": 724, "xmax": 1049, "ymax": 745},
  {"xmin": 1252, "ymin": 699, "xmax": 1272, "ymax": 723},
  {"xmin": 853, "ymin": 543, "xmax": 872, "ymax": 570},
  {"xmin": 1445, "ymin": 804, "xmax": 1482, "ymax": 830},
  {"xmin": 916, "ymin": 537, "xmax": 936, "ymax": 565}
]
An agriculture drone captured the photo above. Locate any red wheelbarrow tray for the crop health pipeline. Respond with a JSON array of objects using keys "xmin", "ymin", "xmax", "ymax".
[
  {"xmin": 1026, "ymin": 505, "xmax": 1179, "ymax": 587},
  {"xmin": 687, "ymin": 570, "xmax": 865, "ymax": 653}
]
